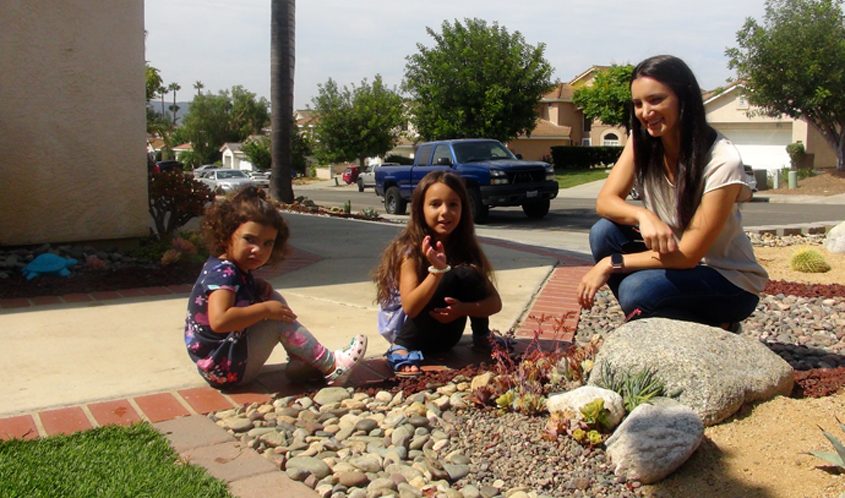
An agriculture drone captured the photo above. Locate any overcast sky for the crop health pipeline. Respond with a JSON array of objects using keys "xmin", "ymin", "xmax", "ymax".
[{"xmin": 144, "ymin": 0, "xmax": 767, "ymax": 110}]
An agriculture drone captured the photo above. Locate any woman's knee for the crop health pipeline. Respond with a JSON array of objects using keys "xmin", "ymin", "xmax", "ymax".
[{"xmin": 589, "ymin": 218, "xmax": 624, "ymax": 260}]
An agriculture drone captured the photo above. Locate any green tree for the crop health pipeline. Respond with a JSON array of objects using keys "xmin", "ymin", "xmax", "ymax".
[
  {"xmin": 270, "ymin": 0, "xmax": 295, "ymax": 203},
  {"xmin": 572, "ymin": 64, "xmax": 634, "ymax": 131},
  {"xmin": 241, "ymin": 136, "xmax": 272, "ymax": 171},
  {"xmin": 145, "ymin": 64, "xmax": 163, "ymax": 102},
  {"xmin": 179, "ymin": 87, "xmax": 270, "ymax": 165},
  {"xmin": 312, "ymin": 75, "xmax": 405, "ymax": 168},
  {"xmin": 726, "ymin": 0, "xmax": 845, "ymax": 171},
  {"xmin": 403, "ymin": 18, "xmax": 554, "ymax": 142},
  {"xmin": 230, "ymin": 85, "xmax": 270, "ymax": 139}
]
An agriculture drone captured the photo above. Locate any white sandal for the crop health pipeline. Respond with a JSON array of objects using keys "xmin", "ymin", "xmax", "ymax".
[{"xmin": 325, "ymin": 334, "xmax": 368, "ymax": 386}]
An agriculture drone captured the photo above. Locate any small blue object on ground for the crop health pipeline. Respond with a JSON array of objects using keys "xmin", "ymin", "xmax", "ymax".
[{"xmin": 22, "ymin": 253, "xmax": 78, "ymax": 280}]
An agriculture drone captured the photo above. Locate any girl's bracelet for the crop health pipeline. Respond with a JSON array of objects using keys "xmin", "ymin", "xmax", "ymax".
[{"xmin": 428, "ymin": 264, "xmax": 451, "ymax": 274}]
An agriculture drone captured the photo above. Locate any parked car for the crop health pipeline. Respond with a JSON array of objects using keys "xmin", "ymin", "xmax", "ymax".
[
  {"xmin": 342, "ymin": 166, "xmax": 360, "ymax": 185},
  {"xmin": 743, "ymin": 164, "xmax": 758, "ymax": 192},
  {"xmin": 150, "ymin": 159, "xmax": 184, "ymax": 175},
  {"xmin": 198, "ymin": 169, "xmax": 255, "ymax": 194},
  {"xmin": 357, "ymin": 163, "xmax": 399, "ymax": 191},
  {"xmin": 193, "ymin": 164, "xmax": 218, "ymax": 178},
  {"xmin": 248, "ymin": 170, "xmax": 271, "ymax": 188},
  {"xmin": 375, "ymin": 139, "xmax": 558, "ymax": 222}
]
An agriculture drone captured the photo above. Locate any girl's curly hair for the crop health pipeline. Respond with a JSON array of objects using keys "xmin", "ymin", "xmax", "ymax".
[{"xmin": 201, "ymin": 186, "xmax": 289, "ymax": 266}]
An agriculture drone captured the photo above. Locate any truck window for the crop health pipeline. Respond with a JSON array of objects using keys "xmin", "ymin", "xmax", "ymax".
[
  {"xmin": 453, "ymin": 141, "xmax": 515, "ymax": 163},
  {"xmin": 414, "ymin": 144, "xmax": 434, "ymax": 166},
  {"xmin": 431, "ymin": 144, "xmax": 452, "ymax": 165}
]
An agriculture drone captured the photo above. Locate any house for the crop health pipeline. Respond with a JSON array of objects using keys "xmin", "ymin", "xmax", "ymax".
[
  {"xmin": 703, "ymin": 83, "xmax": 836, "ymax": 171},
  {"xmin": 508, "ymin": 66, "xmax": 628, "ymax": 161},
  {"xmin": 220, "ymin": 143, "xmax": 255, "ymax": 171},
  {"xmin": 0, "ymin": 2, "xmax": 147, "ymax": 245}
]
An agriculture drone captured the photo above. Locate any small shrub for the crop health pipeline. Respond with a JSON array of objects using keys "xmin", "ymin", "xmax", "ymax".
[
  {"xmin": 790, "ymin": 247, "xmax": 831, "ymax": 273},
  {"xmin": 148, "ymin": 172, "xmax": 214, "ymax": 239},
  {"xmin": 805, "ymin": 417, "xmax": 845, "ymax": 470},
  {"xmin": 342, "ymin": 200, "xmax": 352, "ymax": 215},
  {"xmin": 359, "ymin": 207, "xmax": 379, "ymax": 219},
  {"xmin": 595, "ymin": 361, "xmax": 666, "ymax": 413},
  {"xmin": 786, "ymin": 142, "xmax": 806, "ymax": 168}
]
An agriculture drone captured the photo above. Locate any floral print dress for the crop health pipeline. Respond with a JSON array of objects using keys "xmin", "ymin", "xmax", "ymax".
[{"xmin": 184, "ymin": 256, "xmax": 259, "ymax": 388}]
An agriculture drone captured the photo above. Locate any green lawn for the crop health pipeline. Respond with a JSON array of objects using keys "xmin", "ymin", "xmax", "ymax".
[
  {"xmin": 0, "ymin": 423, "xmax": 232, "ymax": 498},
  {"xmin": 554, "ymin": 167, "xmax": 611, "ymax": 189}
]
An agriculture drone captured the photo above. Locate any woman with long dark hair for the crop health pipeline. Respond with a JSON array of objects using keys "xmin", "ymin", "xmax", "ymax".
[{"xmin": 577, "ymin": 55, "xmax": 767, "ymax": 330}]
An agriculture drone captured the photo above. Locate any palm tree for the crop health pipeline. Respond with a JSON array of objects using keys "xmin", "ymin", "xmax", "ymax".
[
  {"xmin": 193, "ymin": 80, "xmax": 204, "ymax": 97},
  {"xmin": 158, "ymin": 85, "xmax": 167, "ymax": 116},
  {"xmin": 270, "ymin": 0, "xmax": 295, "ymax": 203},
  {"xmin": 167, "ymin": 82, "xmax": 181, "ymax": 125}
]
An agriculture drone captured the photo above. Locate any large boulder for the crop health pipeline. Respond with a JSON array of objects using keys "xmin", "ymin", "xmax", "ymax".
[
  {"xmin": 587, "ymin": 318, "xmax": 793, "ymax": 426},
  {"xmin": 825, "ymin": 221, "xmax": 845, "ymax": 254},
  {"xmin": 604, "ymin": 397, "xmax": 703, "ymax": 484}
]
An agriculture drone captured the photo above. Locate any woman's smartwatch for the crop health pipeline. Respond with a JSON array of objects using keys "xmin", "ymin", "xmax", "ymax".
[{"xmin": 610, "ymin": 253, "xmax": 624, "ymax": 273}]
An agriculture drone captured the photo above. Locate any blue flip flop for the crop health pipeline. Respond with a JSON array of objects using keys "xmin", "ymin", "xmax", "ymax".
[{"xmin": 385, "ymin": 344, "xmax": 424, "ymax": 378}]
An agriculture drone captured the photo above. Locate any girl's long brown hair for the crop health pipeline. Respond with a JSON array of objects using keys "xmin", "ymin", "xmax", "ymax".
[{"xmin": 373, "ymin": 171, "xmax": 494, "ymax": 304}]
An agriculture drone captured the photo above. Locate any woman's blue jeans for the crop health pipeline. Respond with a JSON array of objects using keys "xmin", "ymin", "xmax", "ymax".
[{"xmin": 588, "ymin": 218, "xmax": 759, "ymax": 326}]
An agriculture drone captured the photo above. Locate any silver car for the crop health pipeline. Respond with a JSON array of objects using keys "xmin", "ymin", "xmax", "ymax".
[
  {"xmin": 199, "ymin": 169, "xmax": 255, "ymax": 194},
  {"xmin": 357, "ymin": 163, "xmax": 398, "ymax": 192}
]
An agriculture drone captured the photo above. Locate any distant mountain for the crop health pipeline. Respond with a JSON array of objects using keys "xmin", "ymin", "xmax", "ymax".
[{"xmin": 146, "ymin": 100, "xmax": 192, "ymax": 125}]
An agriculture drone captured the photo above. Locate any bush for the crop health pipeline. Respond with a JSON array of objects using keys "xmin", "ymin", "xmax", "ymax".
[
  {"xmin": 550, "ymin": 146, "xmax": 623, "ymax": 170},
  {"xmin": 786, "ymin": 142, "xmax": 806, "ymax": 168},
  {"xmin": 148, "ymin": 172, "xmax": 214, "ymax": 239}
]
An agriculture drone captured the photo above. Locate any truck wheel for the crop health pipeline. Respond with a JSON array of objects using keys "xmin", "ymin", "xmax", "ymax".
[
  {"xmin": 357, "ymin": 179, "xmax": 364, "ymax": 192},
  {"xmin": 384, "ymin": 186, "xmax": 407, "ymax": 215},
  {"xmin": 468, "ymin": 188, "xmax": 489, "ymax": 224},
  {"xmin": 522, "ymin": 199, "xmax": 550, "ymax": 219}
]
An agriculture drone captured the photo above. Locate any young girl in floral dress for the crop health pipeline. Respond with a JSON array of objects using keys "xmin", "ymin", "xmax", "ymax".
[{"xmin": 184, "ymin": 187, "xmax": 367, "ymax": 388}]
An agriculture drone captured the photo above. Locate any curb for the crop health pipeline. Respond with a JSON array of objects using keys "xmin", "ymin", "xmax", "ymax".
[{"xmin": 745, "ymin": 221, "xmax": 841, "ymax": 236}]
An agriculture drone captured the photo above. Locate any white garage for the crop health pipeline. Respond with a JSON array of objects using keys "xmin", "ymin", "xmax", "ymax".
[{"xmin": 712, "ymin": 123, "xmax": 792, "ymax": 172}]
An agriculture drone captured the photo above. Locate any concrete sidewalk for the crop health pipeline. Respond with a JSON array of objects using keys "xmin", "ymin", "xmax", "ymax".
[{"xmin": 1, "ymin": 213, "xmax": 579, "ymax": 419}]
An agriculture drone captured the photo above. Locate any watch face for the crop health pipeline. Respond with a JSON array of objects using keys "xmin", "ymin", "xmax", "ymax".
[{"xmin": 611, "ymin": 253, "xmax": 623, "ymax": 268}]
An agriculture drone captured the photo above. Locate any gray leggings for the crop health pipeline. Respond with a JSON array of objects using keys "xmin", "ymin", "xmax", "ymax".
[{"xmin": 241, "ymin": 291, "xmax": 334, "ymax": 384}]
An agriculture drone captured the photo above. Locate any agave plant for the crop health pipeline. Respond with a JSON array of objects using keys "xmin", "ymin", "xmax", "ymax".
[{"xmin": 805, "ymin": 417, "xmax": 845, "ymax": 469}]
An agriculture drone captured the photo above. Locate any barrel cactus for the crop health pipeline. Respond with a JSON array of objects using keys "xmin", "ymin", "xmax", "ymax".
[{"xmin": 789, "ymin": 248, "xmax": 831, "ymax": 273}]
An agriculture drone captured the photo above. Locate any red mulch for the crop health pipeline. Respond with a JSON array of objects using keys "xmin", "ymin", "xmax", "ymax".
[{"xmin": 793, "ymin": 367, "xmax": 845, "ymax": 398}]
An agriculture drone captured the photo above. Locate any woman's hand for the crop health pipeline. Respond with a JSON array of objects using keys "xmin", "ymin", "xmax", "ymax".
[
  {"xmin": 422, "ymin": 235, "xmax": 448, "ymax": 269},
  {"xmin": 262, "ymin": 301, "xmax": 298, "ymax": 322},
  {"xmin": 430, "ymin": 297, "xmax": 466, "ymax": 323},
  {"xmin": 577, "ymin": 259, "xmax": 612, "ymax": 309},
  {"xmin": 637, "ymin": 211, "xmax": 678, "ymax": 254}
]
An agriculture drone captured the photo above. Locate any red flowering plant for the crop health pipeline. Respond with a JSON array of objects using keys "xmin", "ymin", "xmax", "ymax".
[{"xmin": 148, "ymin": 171, "xmax": 214, "ymax": 240}]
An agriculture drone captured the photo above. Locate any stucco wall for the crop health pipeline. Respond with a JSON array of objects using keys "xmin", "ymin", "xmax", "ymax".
[{"xmin": 0, "ymin": 1, "xmax": 148, "ymax": 245}]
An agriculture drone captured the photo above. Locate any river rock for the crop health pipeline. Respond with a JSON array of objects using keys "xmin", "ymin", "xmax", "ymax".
[
  {"xmin": 604, "ymin": 398, "xmax": 704, "ymax": 484},
  {"xmin": 286, "ymin": 455, "xmax": 331, "ymax": 480},
  {"xmin": 825, "ymin": 220, "xmax": 845, "ymax": 253},
  {"xmin": 314, "ymin": 387, "xmax": 351, "ymax": 405}
]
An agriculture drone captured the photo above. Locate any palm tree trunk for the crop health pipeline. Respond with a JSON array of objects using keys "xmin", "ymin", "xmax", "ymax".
[{"xmin": 270, "ymin": 0, "xmax": 295, "ymax": 203}]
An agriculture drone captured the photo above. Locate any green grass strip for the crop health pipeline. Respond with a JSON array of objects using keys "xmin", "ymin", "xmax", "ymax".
[
  {"xmin": 0, "ymin": 423, "xmax": 232, "ymax": 498},
  {"xmin": 555, "ymin": 168, "xmax": 610, "ymax": 189}
]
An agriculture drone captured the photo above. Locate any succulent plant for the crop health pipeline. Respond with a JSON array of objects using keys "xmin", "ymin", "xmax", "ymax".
[
  {"xmin": 580, "ymin": 398, "xmax": 612, "ymax": 431},
  {"xmin": 595, "ymin": 361, "xmax": 666, "ymax": 413},
  {"xmin": 790, "ymin": 247, "xmax": 831, "ymax": 273},
  {"xmin": 512, "ymin": 392, "xmax": 546, "ymax": 416},
  {"xmin": 805, "ymin": 417, "xmax": 845, "ymax": 470},
  {"xmin": 495, "ymin": 390, "xmax": 516, "ymax": 411}
]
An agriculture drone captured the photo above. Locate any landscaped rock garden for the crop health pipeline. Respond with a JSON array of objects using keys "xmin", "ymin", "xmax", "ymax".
[{"xmin": 208, "ymin": 229, "xmax": 845, "ymax": 497}]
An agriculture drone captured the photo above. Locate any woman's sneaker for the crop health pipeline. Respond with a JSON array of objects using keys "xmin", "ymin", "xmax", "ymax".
[{"xmin": 325, "ymin": 334, "xmax": 368, "ymax": 386}]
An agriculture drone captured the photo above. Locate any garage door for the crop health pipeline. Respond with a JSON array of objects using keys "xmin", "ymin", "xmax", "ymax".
[{"xmin": 713, "ymin": 124, "xmax": 791, "ymax": 171}]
